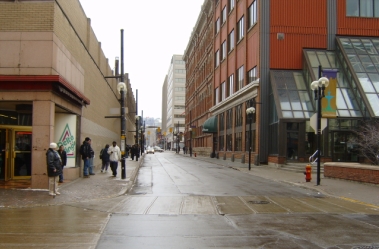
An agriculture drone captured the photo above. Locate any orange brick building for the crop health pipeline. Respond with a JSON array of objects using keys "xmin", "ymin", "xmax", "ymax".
[{"xmin": 185, "ymin": 0, "xmax": 379, "ymax": 165}]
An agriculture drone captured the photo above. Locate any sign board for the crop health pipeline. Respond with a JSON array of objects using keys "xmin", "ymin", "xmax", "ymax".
[{"xmin": 310, "ymin": 113, "xmax": 327, "ymax": 134}]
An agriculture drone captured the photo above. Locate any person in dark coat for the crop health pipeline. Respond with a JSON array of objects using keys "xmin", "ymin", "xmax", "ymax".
[
  {"xmin": 46, "ymin": 142, "xmax": 62, "ymax": 196},
  {"xmin": 101, "ymin": 144, "xmax": 110, "ymax": 173},
  {"xmin": 130, "ymin": 144, "xmax": 135, "ymax": 160},
  {"xmin": 125, "ymin": 145, "xmax": 130, "ymax": 158},
  {"xmin": 57, "ymin": 145, "xmax": 67, "ymax": 183},
  {"xmin": 80, "ymin": 137, "xmax": 92, "ymax": 178}
]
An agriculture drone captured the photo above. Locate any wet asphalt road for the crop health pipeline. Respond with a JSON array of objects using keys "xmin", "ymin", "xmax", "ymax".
[{"xmin": 95, "ymin": 153, "xmax": 379, "ymax": 249}]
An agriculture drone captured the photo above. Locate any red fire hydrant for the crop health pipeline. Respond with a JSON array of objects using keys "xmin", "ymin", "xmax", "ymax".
[{"xmin": 304, "ymin": 164, "xmax": 312, "ymax": 182}]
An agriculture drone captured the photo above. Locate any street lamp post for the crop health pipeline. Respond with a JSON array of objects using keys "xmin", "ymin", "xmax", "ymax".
[
  {"xmin": 310, "ymin": 72, "xmax": 329, "ymax": 186},
  {"xmin": 246, "ymin": 107, "xmax": 255, "ymax": 171},
  {"xmin": 119, "ymin": 29, "xmax": 126, "ymax": 180},
  {"xmin": 135, "ymin": 115, "xmax": 139, "ymax": 162},
  {"xmin": 139, "ymin": 129, "xmax": 143, "ymax": 155},
  {"xmin": 189, "ymin": 127, "xmax": 192, "ymax": 157}
]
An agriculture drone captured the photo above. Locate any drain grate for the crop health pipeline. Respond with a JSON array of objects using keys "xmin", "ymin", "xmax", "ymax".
[{"xmin": 248, "ymin": 200, "xmax": 270, "ymax": 204}]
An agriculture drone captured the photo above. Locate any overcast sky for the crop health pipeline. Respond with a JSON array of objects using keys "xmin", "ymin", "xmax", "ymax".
[{"xmin": 78, "ymin": 0, "xmax": 204, "ymax": 120}]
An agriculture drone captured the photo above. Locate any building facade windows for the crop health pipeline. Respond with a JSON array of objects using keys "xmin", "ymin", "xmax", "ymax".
[
  {"xmin": 234, "ymin": 132, "xmax": 242, "ymax": 151},
  {"xmin": 347, "ymin": 0, "xmax": 379, "ymax": 17},
  {"xmin": 228, "ymin": 29, "xmax": 235, "ymax": 52},
  {"xmin": 237, "ymin": 65, "xmax": 244, "ymax": 91},
  {"xmin": 228, "ymin": 0, "xmax": 235, "ymax": 12},
  {"xmin": 215, "ymin": 87, "xmax": 220, "ymax": 105},
  {"xmin": 221, "ymin": 6, "xmax": 227, "ymax": 24},
  {"xmin": 174, "ymin": 87, "xmax": 185, "ymax": 92},
  {"xmin": 228, "ymin": 74, "xmax": 234, "ymax": 96},
  {"xmin": 215, "ymin": 17, "xmax": 220, "ymax": 34},
  {"xmin": 237, "ymin": 16, "xmax": 244, "ymax": 41},
  {"xmin": 221, "ymin": 81, "xmax": 226, "ymax": 101},
  {"xmin": 248, "ymin": 1, "xmax": 257, "ymax": 27},
  {"xmin": 247, "ymin": 67, "xmax": 257, "ymax": 84},
  {"xmin": 215, "ymin": 50, "xmax": 220, "ymax": 67},
  {"xmin": 221, "ymin": 40, "xmax": 226, "ymax": 61}
]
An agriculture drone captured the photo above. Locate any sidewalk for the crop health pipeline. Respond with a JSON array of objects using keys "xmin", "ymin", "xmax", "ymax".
[
  {"xmin": 178, "ymin": 152, "xmax": 379, "ymax": 208},
  {"xmin": 0, "ymin": 156, "xmax": 143, "ymax": 208}
]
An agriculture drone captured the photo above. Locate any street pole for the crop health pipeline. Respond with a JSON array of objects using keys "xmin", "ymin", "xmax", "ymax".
[
  {"xmin": 316, "ymin": 66, "xmax": 322, "ymax": 185},
  {"xmin": 135, "ymin": 90, "xmax": 138, "ymax": 162},
  {"xmin": 120, "ymin": 29, "xmax": 126, "ymax": 180},
  {"xmin": 310, "ymin": 65, "xmax": 329, "ymax": 186},
  {"xmin": 177, "ymin": 121, "xmax": 180, "ymax": 153},
  {"xmin": 246, "ymin": 106, "xmax": 255, "ymax": 171},
  {"xmin": 248, "ymin": 114, "xmax": 252, "ymax": 171}
]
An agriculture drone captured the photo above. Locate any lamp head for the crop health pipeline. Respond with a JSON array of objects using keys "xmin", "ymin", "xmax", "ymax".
[
  {"xmin": 311, "ymin": 81, "xmax": 319, "ymax": 91},
  {"xmin": 318, "ymin": 77, "xmax": 329, "ymax": 88},
  {"xmin": 189, "ymin": 127, "xmax": 192, "ymax": 131},
  {"xmin": 117, "ymin": 82, "xmax": 126, "ymax": 94},
  {"xmin": 246, "ymin": 107, "xmax": 256, "ymax": 115}
]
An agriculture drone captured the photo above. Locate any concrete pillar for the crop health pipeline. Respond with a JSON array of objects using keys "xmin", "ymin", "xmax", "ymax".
[{"xmin": 31, "ymin": 101, "xmax": 55, "ymax": 189}]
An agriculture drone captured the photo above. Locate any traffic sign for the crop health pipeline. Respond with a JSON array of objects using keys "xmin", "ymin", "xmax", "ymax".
[{"xmin": 310, "ymin": 113, "xmax": 327, "ymax": 134}]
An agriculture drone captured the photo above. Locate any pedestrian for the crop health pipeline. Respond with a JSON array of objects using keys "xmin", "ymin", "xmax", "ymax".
[
  {"xmin": 80, "ymin": 137, "xmax": 92, "ymax": 178},
  {"xmin": 100, "ymin": 144, "xmax": 110, "ymax": 173},
  {"xmin": 88, "ymin": 139, "xmax": 95, "ymax": 175},
  {"xmin": 130, "ymin": 144, "xmax": 135, "ymax": 160},
  {"xmin": 46, "ymin": 142, "xmax": 62, "ymax": 196},
  {"xmin": 135, "ymin": 144, "xmax": 140, "ymax": 161},
  {"xmin": 125, "ymin": 144, "xmax": 130, "ymax": 158},
  {"xmin": 57, "ymin": 145, "xmax": 67, "ymax": 183},
  {"xmin": 108, "ymin": 141, "xmax": 121, "ymax": 177}
]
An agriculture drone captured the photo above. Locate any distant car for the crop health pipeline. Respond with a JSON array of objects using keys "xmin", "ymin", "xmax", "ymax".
[
  {"xmin": 146, "ymin": 147, "xmax": 154, "ymax": 154},
  {"xmin": 154, "ymin": 146, "xmax": 164, "ymax": 152}
]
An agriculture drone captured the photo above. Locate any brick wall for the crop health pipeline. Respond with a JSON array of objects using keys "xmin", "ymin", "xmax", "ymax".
[{"xmin": 324, "ymin": 163, "xmax": 379, "ymax": 185}]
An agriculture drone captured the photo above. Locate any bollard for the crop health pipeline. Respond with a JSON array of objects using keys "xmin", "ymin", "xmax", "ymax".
[{"xmin": 194, "ymin": 152, "xmax": 196, "ymax": 157}]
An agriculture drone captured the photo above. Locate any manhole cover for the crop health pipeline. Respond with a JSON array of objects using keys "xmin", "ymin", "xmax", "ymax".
[{"xmin": 248, "ymin": 200, "xmax": 270, "ymax": 204}]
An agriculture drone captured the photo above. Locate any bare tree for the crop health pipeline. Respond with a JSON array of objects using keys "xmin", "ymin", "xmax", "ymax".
[{"xmin": 349, "ymin": 120, "xmax": 379, "ymax": 165}]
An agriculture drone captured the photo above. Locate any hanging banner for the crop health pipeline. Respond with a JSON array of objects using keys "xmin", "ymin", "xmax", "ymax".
[{"xmin": 321, "ymin": 69, "xmax": 338, "ymax": 118}]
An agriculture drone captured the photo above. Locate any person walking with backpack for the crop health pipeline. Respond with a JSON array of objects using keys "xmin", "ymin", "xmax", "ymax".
[
  {"xmin": 100, "ymin": 144, "xmax": 110, "ymax": 173},
  {"xmin": 108, "ymin": 141, "xmax": 121, "ymax": 177}
]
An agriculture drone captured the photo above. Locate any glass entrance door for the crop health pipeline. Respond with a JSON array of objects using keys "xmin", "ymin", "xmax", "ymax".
[
  {"xmin": 13, "ymin": 130, "xmax": 32, "ymax": 179},
  {"xmin": 0, "ymin": 129, "xmax": 8, "ymax": 180},
  {"xmin": 332, "ymin": 131, "xmax": 359, "ymax": 162},
  {"xmin": 0, "ymin": 127, "xmax": 32, "ymax": 180}
]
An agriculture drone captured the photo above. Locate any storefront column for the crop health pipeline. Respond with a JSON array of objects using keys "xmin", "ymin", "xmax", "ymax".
[{"xmin": 31, "ymin": 101, "xmax": 55, "ymax": 189}]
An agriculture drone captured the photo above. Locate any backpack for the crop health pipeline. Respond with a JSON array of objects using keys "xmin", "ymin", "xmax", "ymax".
[{"xmin": 99, "ymin": 148, "xmax": 104, "ymax": 159}]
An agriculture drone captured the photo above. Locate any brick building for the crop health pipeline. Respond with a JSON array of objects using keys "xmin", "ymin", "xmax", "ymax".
[
  {"xmin": 185, "ymin": 0, "xmax": 379, "ymax": 165},
  {"xmin": 184, "ymin": 0, "xmax": 215, "ymax": 156},
  {"xmin": 0, "ymin": 0, "xmax": 136, "ymax": 189}
]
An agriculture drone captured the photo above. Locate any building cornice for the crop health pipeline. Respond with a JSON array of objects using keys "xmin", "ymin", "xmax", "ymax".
[{"xmin": 210, "ymin": 79, "xmax": 260, "ymax": 116}]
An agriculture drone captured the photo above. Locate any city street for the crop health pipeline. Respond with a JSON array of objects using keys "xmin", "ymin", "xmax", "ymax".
[
  {"xmin": 96, "ymin": 153, "xmax": 379, "ymax": 249},
  {"xmin": 1, "ymin": 152, "xmax": 379, "ymax": 248}
]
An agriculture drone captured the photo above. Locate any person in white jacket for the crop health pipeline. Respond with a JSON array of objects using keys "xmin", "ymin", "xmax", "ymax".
[{"xmin": 108, "ymin": 141, "xmax": 121, "ymax": 177}]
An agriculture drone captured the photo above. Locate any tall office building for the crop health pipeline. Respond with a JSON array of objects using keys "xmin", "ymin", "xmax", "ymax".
[{"xmin": 165, "ymin": 55, "xmax": 186, "ymax": 150}]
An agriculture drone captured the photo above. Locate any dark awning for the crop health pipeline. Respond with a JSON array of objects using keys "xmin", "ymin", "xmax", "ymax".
[{"xmin": 202, "ymin": 116, "xmax": 217, "ymax": 133}]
